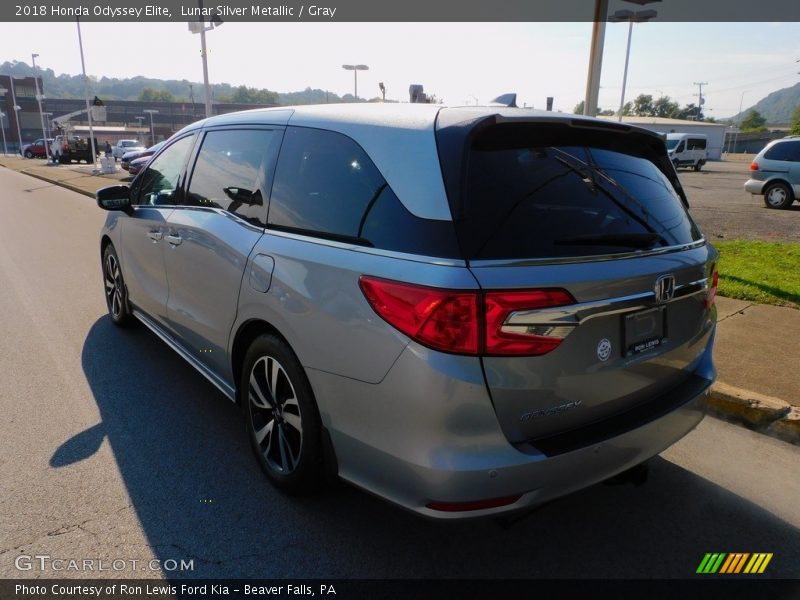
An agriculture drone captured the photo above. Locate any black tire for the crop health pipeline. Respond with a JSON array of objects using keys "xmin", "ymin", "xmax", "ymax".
[
  {"xmin": 241, "ymin": 334, "xmax": 323, "ymax": 495},
  {"xmin": 102, "ymin": 244, "xmax": 134, "ymax": 327},
  {"xmin": 693, "ymin": 161, "xmax": 703, "ymax": 172},
  {"xmin": 24, "ymin": 149, "xmax": 33, "ymax": 158},
  {"xmin": 763, "ymin": 182, "xmax": 793, "ymax": 210}
]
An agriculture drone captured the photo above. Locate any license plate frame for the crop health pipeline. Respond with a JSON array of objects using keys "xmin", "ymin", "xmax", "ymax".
[{"xmin": 623, "ymin": 306, "xmax": 666, "ymax": 356}]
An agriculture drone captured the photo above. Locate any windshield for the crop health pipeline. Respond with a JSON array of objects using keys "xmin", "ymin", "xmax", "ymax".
[
  {"xmin": 442, "ymin": 124, "xmax": 702, "ymax": 260},
  {"xmin": 665, "ymin": 139, "xmax": 680, "ymax": 150}
]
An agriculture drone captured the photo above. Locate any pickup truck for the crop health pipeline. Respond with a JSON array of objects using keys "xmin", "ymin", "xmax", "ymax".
[{"xmin": 112, "ymin": 139, "xmax": 146, "ymax": 160}]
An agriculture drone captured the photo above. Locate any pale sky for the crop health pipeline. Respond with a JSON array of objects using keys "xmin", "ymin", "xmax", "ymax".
[{"xmin": 0, "ymin": 21, "xmax": 798, "ymax": 118}]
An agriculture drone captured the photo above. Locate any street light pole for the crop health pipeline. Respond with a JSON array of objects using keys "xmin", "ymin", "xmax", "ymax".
[
  {"xmin": 342, "ymin": 64, "xmax": 369, "ymax": 101},
  {"xmin": 0, "ymin": 110, "xmax": 8, "ymax": 156},
  {"xmin": 733, "ymin": 91, "xmax": 747, "ymax": 154},
  {"xmin": 610, "ymin": 8, "xmax": 657, "ymax": 122},
  {"xmin": 144, "ymin": 110, "xmax": 158, "ymax": 146},
  {"xmin": 583, "ymin": 0, "xmax": 609, "ymax": 116},
  {"xmin": 9, "ymin": 77, "xmax": 23, "ymax": 154},
  {"xmin": 189, "ymin": 0, "xmax": 223, "ymax": 119},
  {"xmin": 31, "ymin": 53, "xmax": 51, "ymax": 161},
  {"xmin": 76, "ymin": 17, "xmax": 98, "ymax": 168}
]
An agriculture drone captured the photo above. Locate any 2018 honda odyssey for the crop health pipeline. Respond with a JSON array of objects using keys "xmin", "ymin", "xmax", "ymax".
[{"xmin": 97, "ymin": 104, "xmax": 717, "ymax": 519}]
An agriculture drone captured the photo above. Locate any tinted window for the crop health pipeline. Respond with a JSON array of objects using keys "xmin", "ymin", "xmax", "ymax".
[
  {"xmin": 687, "ymin": 138, "xmax": 706, "ymax": 150},
  {"xmin": 449, "ymin": 125, "xmax": 702, "ymax": 260},
  {"xmin": 268, "ymin": 126, "xmax": 460, "ymax": 257},
  {"xmin": 186, "ymin": 128, "xmax": 282, "ymax": 226},
  {"xmin": 764, "ymin": 141, "xmax": 800, "ymax": 162},
  {"xmin": 133, "ymin": 135, "xmax": 195, "ymax": 206},
  {"xmin": 360, "ymin": 187, "xmax": 460, "ymax": 258},
  {"xmin": 665, "ymin": 139, "xmax": 679, "ymax": 150},
  {"xmin": 269, "ymin": 127, "xmax": 385, "ymax": 240}
]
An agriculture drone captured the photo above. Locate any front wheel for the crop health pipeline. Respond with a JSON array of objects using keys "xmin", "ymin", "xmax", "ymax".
[
  {"xmin": 763, "ymin": 182, "xmax": 793, "ymax": 210},
  {"xmin": 24, "ymin": 149, "xmax": 33, "ymax": 158},
  {"xmin": 102, "ymin": 244, "xmax": 134, "ymax": 326},
  {"xmin": 242, "ymin": 334, "xmax": 323, "ymax": 495}
]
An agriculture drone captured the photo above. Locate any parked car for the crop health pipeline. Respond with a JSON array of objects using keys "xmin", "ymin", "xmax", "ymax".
[
  {"xmin": 20, "ymin": 138, "xmax": 53, "ymax": 159},
  {"xmin": 744, "ymin": 136, "xmax": 800, "ymax": 209},
  {"xmin": 96, "ymin": 104, "xmax": 718, "ymax": 519},
  {"xmin": 120, "ymin": 141, "xmax": 165, "ymax": 172},
  {"xmin": 665, "ymin": 133, "xmax": 708, "ymax": 171},
  {"xmin": 112, "ymin": 139, "xmax": 146, "ymax": 160},
  {"xmin": 126, "ymin": 154, "xmax": 151, "ymax": 176}
]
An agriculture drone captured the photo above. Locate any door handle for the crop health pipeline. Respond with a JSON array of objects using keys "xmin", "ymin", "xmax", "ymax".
[
  {"xmin": 147, "ymin": 231, "xmax": 163, "ymax": 241},
  {"xmin": 165, "ymin": 234, "xmax": 183, "ymax": 246}
]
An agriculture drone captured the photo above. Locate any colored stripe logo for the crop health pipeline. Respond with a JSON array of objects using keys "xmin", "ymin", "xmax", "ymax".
[{"xmin": 696, "ymin": 553, "xmax": 773, "ymax": 574}]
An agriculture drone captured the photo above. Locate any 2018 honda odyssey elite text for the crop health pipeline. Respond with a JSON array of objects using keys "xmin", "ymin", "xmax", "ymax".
[{"xmin": 96, "ymin": 104, "xmax": 717, "ymax": 519}]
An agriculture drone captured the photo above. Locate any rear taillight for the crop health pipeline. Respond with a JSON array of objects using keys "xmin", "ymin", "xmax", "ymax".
[
  {"xmin": 750, "ymin": 162, "xmax": 759, "ymax": 171},
  {"xmin": 484, "ymin": 290, "xmax": 575, "ymax": 355},
  {"xmin": 358, "ymin": 277, "xmax": 479, "ymax": 354},
  {"xmin": 705, "ymin": 270, "xmax": 719, "ymax": 308},
  {"xmin": 359, "ymin": 276, "xmax": 574, "ymax": 357}
]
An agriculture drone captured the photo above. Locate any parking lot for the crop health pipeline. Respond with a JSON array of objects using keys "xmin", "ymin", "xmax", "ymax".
[{"xmin": 679, "ymin": 160, "xmax": 800, "ymax": 243}]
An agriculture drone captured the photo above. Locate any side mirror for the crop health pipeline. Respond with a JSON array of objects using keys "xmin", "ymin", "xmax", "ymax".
[{"xmin": 96, "ymin": 185, "xmax": 132, "ymax": 211}]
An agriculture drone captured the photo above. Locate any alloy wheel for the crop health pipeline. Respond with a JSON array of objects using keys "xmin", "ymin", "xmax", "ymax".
[
  {"xmin": 104, "ymin": 252, "xmax": 123, "ymax": 318},
  {"xmin": 248, "ymin": 356, "xmax": 303, "ymax": 474}
]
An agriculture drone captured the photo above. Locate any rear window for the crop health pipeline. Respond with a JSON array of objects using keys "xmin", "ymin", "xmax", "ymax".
[{"xmin": 446, "ymin": 123, "xmax": 702, "ymax": 260}]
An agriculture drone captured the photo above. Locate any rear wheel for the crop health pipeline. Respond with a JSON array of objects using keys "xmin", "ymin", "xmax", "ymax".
[
  {"xmin": 763, "ymin": 182, "xmax": 793, "ymax": 209},
  {"xmin": 693, "ymin": 161, "xmax": 703, "ymax": 172},
  {"xmin": 102, "ymin": 244, "xmax": 134, "ymax": 327},
  {"xmin": 242, "ymin": 334, "xmax": 323, "ymax": 494}
]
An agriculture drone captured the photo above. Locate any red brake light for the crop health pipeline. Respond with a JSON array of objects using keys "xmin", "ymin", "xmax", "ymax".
[
  {"xmin": 426, "ymin": 494, "xmax": 522, "ymax": 512},
  {"xmin": 359, "ymin": 277, "xmax": 575, "ymax": 357},
  {"xmin": 750, "ymin": 162, "xmax": 759, "ymax": 171},
  {"xmin": 359, "ymin": 276, "xmax": 479, "ymax": 354},
  {"xmin": 705, "ymin": 270, "xmax": 719, "ymax": 308},
  {"xmin": 485, "ymin": 290, "xmax": 575, "ymax": 356}
]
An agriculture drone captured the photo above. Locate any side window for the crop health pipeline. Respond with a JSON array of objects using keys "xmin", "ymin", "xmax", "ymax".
[
  {"xmin": 268, "ymin": 127, "xmax": 385, "ymax": 240},
  {"xmin": 132, "ymin": 135, "xmax": 195, "ymax": 206},
  {"xmin": 765, "ymin": 141, "xmax": 800, "ymax": 162},
  {"xmin": 185, "ymin": 128, "xmax": 282, "ymax": 226},
  {"xmin": 687, "ymin": 138, "xmax": 706, "ymax": 150}
]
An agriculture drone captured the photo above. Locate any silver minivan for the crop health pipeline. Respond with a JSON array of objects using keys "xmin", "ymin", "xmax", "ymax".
[{"xmin": 97, "ymin": 104, "xmax": 717, "ymax": 519}]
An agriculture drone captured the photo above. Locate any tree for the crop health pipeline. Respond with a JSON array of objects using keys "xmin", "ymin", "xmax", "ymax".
[
  {"xmin": 790, "ymin": 105, "xmax": 800, "ymax": 136},
  {"xmin": 229, "ymin": 85, "xmax": 278, "ymax": 105},
  {"xmin": 632, "ymin": 94, "xmax": 654, "ymax": 116},
  {"xmin": 573, "ymin": 100, "xmax": 585, "ymax": 115},
  {"xmin": 653, "ymin": 96, "xmax": 679, "ymax": 118},
  {"xmin": 740, "ymin": 109, "xmax": 767, "ymax": 132},
  {"xmin": 138, "ymin": 88, "xmax": 175, "ymax": 102}
]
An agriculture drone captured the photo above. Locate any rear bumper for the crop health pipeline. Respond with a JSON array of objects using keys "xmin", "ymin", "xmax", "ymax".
[
  {"xmin": 309, "ymin": 333, "xmax": 714, "ymax": 520},
  {"xmin": 744, "ymin": 178, "xmax": 765, "ymax": 195}
]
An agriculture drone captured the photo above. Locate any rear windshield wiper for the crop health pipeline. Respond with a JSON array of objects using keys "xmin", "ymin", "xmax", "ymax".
[{"xmin": 553, "ymin": 232, "xmax": 666, "ymax": 249}]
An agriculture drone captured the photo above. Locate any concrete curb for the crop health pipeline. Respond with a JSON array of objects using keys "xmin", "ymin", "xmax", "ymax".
[
  {"xmin": 16, "ymin": 168, "xmax": 96, "ymax": 199},
  {"xmin": 709, "ymin": 382, "xmax": 799, "ymax": 445}
]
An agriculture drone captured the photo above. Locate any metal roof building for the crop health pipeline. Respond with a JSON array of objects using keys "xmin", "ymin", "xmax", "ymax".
[{"xmin": 598, "ymin": 116, "xmax": 728, "ymax": 160}]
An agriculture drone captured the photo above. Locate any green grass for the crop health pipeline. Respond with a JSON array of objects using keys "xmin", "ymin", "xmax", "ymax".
[{"xmin": 713, "ymin": 240, "xmax": 800, "ymax": 308}]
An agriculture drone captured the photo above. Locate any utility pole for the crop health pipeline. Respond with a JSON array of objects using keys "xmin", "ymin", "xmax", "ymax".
[{"xmin": 693, "ymin": 81, "xmax": 707, "ymax": 121}]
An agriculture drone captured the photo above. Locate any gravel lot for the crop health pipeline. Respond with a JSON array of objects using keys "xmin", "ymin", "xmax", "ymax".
[{"xmin": 680, "ymin": 160, "xmax": 800, "ymax": 243}]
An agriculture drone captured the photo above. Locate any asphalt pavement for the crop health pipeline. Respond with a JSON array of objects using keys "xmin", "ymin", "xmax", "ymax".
[{"xmin": 0, "ymin": 162, "xmax": 798, "ymax": 580}]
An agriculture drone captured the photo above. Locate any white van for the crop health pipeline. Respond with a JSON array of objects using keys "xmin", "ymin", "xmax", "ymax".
[{"xmin": 665, "ymin": 133, "xmax": 708, "ymax": 171}]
